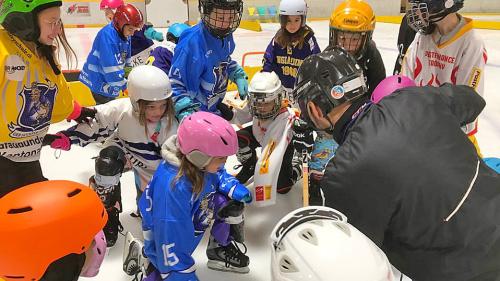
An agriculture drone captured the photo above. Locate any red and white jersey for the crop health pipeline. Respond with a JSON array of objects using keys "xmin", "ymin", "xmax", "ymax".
[{"xmin": 402, "ymin": 17, "xmax": 487, "ymax": 135}]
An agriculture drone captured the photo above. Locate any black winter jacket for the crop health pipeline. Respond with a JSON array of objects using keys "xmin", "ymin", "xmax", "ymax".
[{"xmin": 323, "ymin": 84, "xmax": 500, "ymax": 280}]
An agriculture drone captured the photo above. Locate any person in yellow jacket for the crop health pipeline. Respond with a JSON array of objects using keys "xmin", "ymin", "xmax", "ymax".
[{"xmin": 0, "ymin": 0, "xmax": 95, "ymax": 198}]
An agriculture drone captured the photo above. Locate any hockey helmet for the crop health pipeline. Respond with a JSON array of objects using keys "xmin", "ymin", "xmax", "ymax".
[
  {"xmin": 199, "ymin": 0, "xmax": 243, "ymax": 39},
  {"xmin": 248, "ymin": 71, "xmax": 284, "ymax": 120},
  {"xmin": 329, "ymin": 0, "xmax": 376, "ymax": 59},
  {"xmin": 100, "ymin": 0, "xmax": 124, "ymax": 10},
  {"xmin": 0, "ymin": 0, "xmax": 62, "ymax": 42},
  {"xmin": 270, "ymin": 206, "xmax": 395, "ymax": 281},
  {"xmin": 127, "ymin": 65, "xmax": 173, "ymax": 113},
  {"xmin": 0, "ymin": 180, "xmax": 107, "ymax": 281},
  {"xmin": 278, "ymin": 0, "xmax": 308, "ymax": 27},
  {"xmin": 293, "ymin": 47, "xmax": 367, "ymax": 132},
  {"xmin": 371, "ymin": 75, "xmax": 416, "ymax": 104},
  {"xmin": 113, "ymin": 3, "xmax": 144, "ymax": 33},
  {"xmin": 407, "ymin": 0, "xmax": 464, "ymax": 34},
  {"xmin": 167, "ymin": 23, "xmax": 190, "ymax": 43},
  {"xmin": 177, "ymin": 111, "xmax": 238, "ymax": 169}
]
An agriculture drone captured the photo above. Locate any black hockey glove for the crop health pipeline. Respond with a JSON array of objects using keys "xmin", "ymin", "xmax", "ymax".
[
  {"xmin": 292, "ymin": 118, "xmax": 314, "ymax": 154},
  {"xmin": 74, "ymin": 107, "xmax": 97, "ymax": 124}
]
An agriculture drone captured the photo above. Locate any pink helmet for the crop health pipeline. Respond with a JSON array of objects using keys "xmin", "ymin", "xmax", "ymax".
[
  {"xmin": 100, "ymin": 0, "xmax": 125, "ymax": 10},
  {"xmin": 371, "ymin": 75, "xmax": 416, "ymax": 104},
  {"xmin": 80, "ymin": 230, "xmax": 107, "ymax": 277},
  {"xmin": 177, "ymin": 112, "xmax": 238, "ymax": 169}
]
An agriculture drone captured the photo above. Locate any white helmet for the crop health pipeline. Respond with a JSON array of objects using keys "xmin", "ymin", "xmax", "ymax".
[
  {"xmin": 127, "ymin": 65, "xmax": 173, "ymax": 112},
  {"xmin": 279, "ymin": 0, "xmax": 307, "ymax": 27},
  {"xmin": 248, "ymin": 71, "xmax": 284, "ymax": 120},
  {"xmin": 270, "ymin": 206, "xmax": 395, "ymax": 281}
]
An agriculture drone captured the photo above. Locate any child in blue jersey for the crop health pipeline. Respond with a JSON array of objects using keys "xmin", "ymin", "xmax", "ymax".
[
  {"xmin": 262, "ymin": 0, "xmax": 321, "ymax": 94},
  {"xmin": 169, "ymin": 0, "xmax": 248, "ymax": 121},
  {"xmin": 147, "ymin": 23, "xmax": 190, "ymax": 75},
  {"xmin": 138, "ymin": 112, "xmax": 252, "ymax": 280},
  {"xmin": 79, "ymin": 4, "xmax": 144, "ymax": 104}
]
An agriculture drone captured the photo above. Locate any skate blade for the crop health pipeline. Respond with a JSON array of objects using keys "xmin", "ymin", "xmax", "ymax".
[{"xmin": 207, "ymin": 260, "xmax": 250, "ymax": 274}]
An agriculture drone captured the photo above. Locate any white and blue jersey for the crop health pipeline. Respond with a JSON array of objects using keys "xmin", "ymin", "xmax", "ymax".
[
  {"xmin": 79, "ymin": 22, "xmax": 131, "ymax": 98},
  {"xmin": 169, "ymin": 22, "xmax": 239, "ymax": 114},
  {"xmin": 139, "ymin": 136, "xmax": 251, "ymax": 280}
]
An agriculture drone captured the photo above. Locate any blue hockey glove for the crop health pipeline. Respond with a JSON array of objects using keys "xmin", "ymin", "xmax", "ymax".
[
  {"xmin": 144, "ymin": 26, "xmax": 164, "ymax": 42},
  {"xmin": 174, "ymin": 96, "xmax": 200, "ymax": 121},
  {"xmin": 229, "ymin": 65, "xmax": 248, "ymax": 100}
]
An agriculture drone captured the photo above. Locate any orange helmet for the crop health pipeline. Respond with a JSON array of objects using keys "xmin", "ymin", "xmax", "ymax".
[
  {"xmin": 329, "ymin": 0, "xmax": 376, "ymax": 59},
  {"xmin": 0, "ymin": 180, "xmax": 108, "ymax": 281}
]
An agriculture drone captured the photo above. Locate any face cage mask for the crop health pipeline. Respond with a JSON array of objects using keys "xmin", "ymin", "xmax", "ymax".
[
  {"xmin": 407, "ymin": 2, "xmax": 449, "ymax": 34},
  {"xmin": 249, "ymin": 91, "xmax": 282, "ymax": 120},
  {"xmin": 94, "ymin": 173, "xmax": 121, "ymax": 188},
  {"xmin": 202, "ymin": 5, "xmax": 243, "ymax": 38},
  {"xmin": 271, "ymin": 206, "xmax": 348, "ymax": 249},
  {"xmin": 329, "ymin": 28, "xmax": 370, "ymax": 60}
]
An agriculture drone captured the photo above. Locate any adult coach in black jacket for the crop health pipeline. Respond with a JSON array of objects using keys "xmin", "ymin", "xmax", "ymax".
[{"xmin": 293, "ymin": 47, "xmax": 500, "ymax": 281}]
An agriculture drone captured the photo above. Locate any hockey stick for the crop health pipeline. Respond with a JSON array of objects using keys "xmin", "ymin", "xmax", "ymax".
[{"xmin": 302, "ymin": 149, "xmax": 309, "ymax": 207}]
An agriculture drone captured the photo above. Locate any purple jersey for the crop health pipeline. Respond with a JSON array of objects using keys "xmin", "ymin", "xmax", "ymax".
[
  {"xmin": 131, "ymin": 24, "xmax": 154, "ymax": 56},
  {"xmin": 262, "ymin": 31, "xmax": 321, "ymax": 90}
]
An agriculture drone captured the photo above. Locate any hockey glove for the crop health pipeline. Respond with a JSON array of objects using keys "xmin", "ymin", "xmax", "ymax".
[
  {"xmin": 292, "ymin": 118, "xmax": 314, "ymax": 154},
  {"xmin": 174, "ymin": 96, "xmax": 200, "ymax": 121},
  {"xmin": 124, "ymin": 66, "xmax": 132, "ymax": 79},
  {"xmin": 67, "ymin": 101, "xmax": 97, "ymax": 124},
  {"xmin": 144, "ymin": 26, "xmax": 164, "ymax": 42},
  {"xmin": 229, "ymin": 65, "xmax": 248, "ymax": 100},
  {"xmin": 43, "ymin": 132, "xmax": 71, "ymax": 151}
]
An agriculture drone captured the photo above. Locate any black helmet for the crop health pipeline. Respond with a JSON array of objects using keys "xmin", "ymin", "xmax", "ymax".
[
  {"xmin": 199, "ymin": 0, "xmax": 243, "ymax": 39},
  {"xmin": 293, "ymin": 47, "xmax": 367, "ymax": 131},
  {"xmin": 407, "ymin": 0, "xmax": 464, "ymax": 34}
]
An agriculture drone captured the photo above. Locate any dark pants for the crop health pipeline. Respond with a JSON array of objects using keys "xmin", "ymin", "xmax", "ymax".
[
  {"xmin": 0, "ymin": 156, "xmax": 87, "ymax": 279},
  {"xmin": 92, "ymin": 92, "xmax": 115, "ymax": 105},
  {"xmin": 0, "ymin": 156, "xmax": 47, "ymax": 198}
]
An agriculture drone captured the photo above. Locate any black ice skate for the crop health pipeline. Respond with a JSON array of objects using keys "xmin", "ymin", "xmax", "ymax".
[
  {"xmin": 103, "ymin": 207, "xmax": 123, "ymax": 247},
  {"xmin": 206, "ymin": 237, "xmax": 250, "ymax": 274}
]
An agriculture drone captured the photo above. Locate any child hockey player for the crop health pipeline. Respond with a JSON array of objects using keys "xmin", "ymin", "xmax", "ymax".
[
  {"xmin": 303, "ymin": 0, "xmax": 386, "ymax": 205},
  {"xmin": 262, "ymin": 0, "xmax": 321, "ymax": 93},
  {"xmin": 0, "ymin": 0, "xmax": 95, "ymax": 196},
  {"xmin": 147, "ymin": 23, "xmax": 190, "ymax": 75},
  {"xmin": 402, "ymin": 0, "xmax": 487, "ymax": 154},
  {"xmin": 235, "ymin": 71, "xmax": 305, "ymax": 198},
  {"xmin": 100, "ymin": 0, "xmax": 164, "ymax": 67},
  {"xmin": 169, "ymin": 0, "xmax": 248, "ymax": 121},
  {"xmin": 44, "ymin": 65, "xmax": 177, "ymax": 247},
  {"xmin": 79, "ymin": 3, "xmax": 144, "ymax": 104},
  {"xmin": 136, "ymin": 112, "xmax": 252, "ymax": 280}
]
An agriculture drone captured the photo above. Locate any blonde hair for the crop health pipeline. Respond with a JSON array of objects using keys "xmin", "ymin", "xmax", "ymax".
[
  {"xmin": 55, "ymin": 21, "xmax": 78, "ymax": 70},
  {"xmin": 174, "ymin": 151, "xmax": 205, "ymax": 196},
  {"xmin": 137, "ymin": 98, "xmax": 175, "ymax": 137}
]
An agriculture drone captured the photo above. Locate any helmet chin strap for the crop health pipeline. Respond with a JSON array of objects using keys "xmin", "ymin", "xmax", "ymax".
[
  {"xmin": 324, "ymin": 116, "xmax": 335, "ymax": 135},
  {"xmin": 35, "ymin": 41, "xmax": 61, "ymax": 75}
]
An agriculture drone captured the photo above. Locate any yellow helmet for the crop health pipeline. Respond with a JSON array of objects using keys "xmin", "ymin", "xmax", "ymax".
[{"xmin": 329, "ymin": 0, "xmax": 375, "ymax": 58}]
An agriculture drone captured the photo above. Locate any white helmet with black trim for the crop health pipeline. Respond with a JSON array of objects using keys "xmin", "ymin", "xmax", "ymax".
[{"xmin": 270, "ymin": 206, "xmax": 396, "ymax": 281}]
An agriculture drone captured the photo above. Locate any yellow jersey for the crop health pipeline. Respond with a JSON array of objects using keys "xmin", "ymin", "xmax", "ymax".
[{"xmin": 0, "ymin": 30, "xmax": 74, "ymax": 162}]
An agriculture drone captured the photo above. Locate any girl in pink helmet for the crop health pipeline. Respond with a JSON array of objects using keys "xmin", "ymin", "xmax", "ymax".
[{"xmin": 128, "ymin": 112, "xmax": 252, "ymax": 280}]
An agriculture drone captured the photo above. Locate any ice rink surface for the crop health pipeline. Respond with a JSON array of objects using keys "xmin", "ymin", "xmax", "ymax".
[{"xmin": 43, "ymin": 20, "xmax": 500, "ymax": 280}]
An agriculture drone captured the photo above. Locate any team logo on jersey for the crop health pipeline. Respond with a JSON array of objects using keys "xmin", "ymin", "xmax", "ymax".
[
  {"xmin": 330, "ymin": 85, "xmax": 345, "ymax": 99},
  {"xmin": 468, "ymin": 67, "xmax": 482, "ymax": 91},
  {"xmin": 8, "ymin": 82, "xmax": 57, "ymax": 138},
  {"xmin": 5, "ymin": 55, "xmax": 26, "ymax": 81},
  {"xmin": 207, "ymin": 62, "xmax": 229, "ymax": 108},
  {"xmin": 194, "ymin": 191, "xmax": 217, "ymax": 232}
]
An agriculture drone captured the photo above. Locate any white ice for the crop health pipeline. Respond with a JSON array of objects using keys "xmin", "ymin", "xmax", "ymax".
[{"xmin": 44, "ymin": 20, "xmax": 500, "ymax": 281}]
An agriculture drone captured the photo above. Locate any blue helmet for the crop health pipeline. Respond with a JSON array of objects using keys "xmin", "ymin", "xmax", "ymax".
[
  {"xmin": 167, "ymin": 23, "xmax": 190, "ymax": 43},
  {"xmin": 407, "ymin": 0, "xmax": 464, "ymax": 34},
  {"xmin": 484, "ymin": 157, "xmax": 500, "ymax": 174}
]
